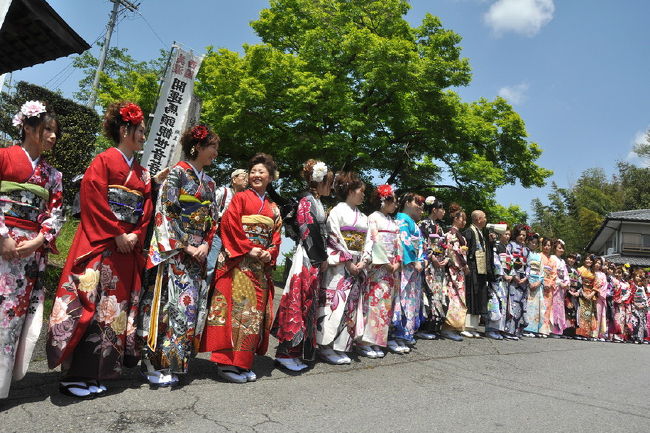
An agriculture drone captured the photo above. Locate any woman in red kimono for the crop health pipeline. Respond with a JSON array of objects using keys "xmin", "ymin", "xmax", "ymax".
[
  {"xmin": 201, "ymin": 153, "xmax": 281, "ymax": 383},
  {"xmin": 0, "ymin": 101, "xmax": 64, "ymax": 399},
  {"xmin": 46, "ymin": 102, "xmax": 153, "ymax": 399}
]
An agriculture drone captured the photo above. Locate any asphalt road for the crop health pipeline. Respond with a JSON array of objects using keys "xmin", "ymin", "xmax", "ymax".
[{"xmin": 2, "ymin": 325, "xmax": 649, "ymax": 432}]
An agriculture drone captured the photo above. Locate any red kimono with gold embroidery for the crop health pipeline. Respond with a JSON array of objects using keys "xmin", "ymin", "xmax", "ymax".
[
  {"xmin": 200, "ymin": 189, "xmax": 281, "ymax": 369},
  {"xmin": 47, "ymin": 147, "xmax": 152, "ymax": 379}
]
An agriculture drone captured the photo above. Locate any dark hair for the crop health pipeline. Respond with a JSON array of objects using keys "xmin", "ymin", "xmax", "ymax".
[
  {"xmin": 423, "ymin": 196, "xmax": 445, "ymax": 214},
  {"xmin": 333, "ymin": 171, "xmax": 364, "ymax": 201},
  {"xmin": 19, "ymin": 103, "xmax": 61, "ymax": 143},
  {"xmin": 248, "ymin": 153, "xmax": 277, "ymax": 179},
  {"xmin": 513, "ymin": 224, "xmax": 528, "ymax": 239},
  {"xmin": 103, "ymin": 101, "xmax": 143, "ymax": 144},
  {"xmin": 180, "ymin": 124, "xmax": 220, "ymax": 158},
  {"xmin": 567, "ymin": 253, "xmax": 577, "ymax": 260},
  {"xmin": 449, "ymin": 202, "xmax": 465, "ymax": 220},
  {"xmin": 583, "ymin": 254, "xmax": 596, "ymax": 267},
  {"xmin": 540, "ymin": 237, "xmax": 553, "ymax": 248},
  {"xmin": 302, "ymin": 159, "xmax": 334, "ymax": 193},
  {"xmin": 527, "ymin": 232, "xmax": 540, "ymax": 242},
  {"xmin": 398, "ymin": 192, "xmax": 424, "ymax": 212}
]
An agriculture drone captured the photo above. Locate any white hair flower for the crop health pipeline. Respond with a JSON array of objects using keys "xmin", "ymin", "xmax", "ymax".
[
  {"xmin": 311, "ymin": 161, "xmax": 328, "ymax": 183},
  {"xmin": 12, "ymin": 100, "xmax": 47, "ymax": 128},
  {"xmin": 425, "ymin": 196, "xmax": 436, "ymax": 205}
]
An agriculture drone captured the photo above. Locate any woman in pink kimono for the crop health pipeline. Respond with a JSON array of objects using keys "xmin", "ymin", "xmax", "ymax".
[{"xmin": 550, "ymin": 239, "xmax": 569, "ymax": 337}]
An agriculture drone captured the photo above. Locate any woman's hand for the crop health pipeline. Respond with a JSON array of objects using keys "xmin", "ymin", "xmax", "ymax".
[
  {"xmin": 153, "ymin": 167, "xmax": 171, "ymax": 184},
  {"xmin": 259, "ymin": 250, "xmax": 272, "ymax": 263},
  {"xmin": 248, "ymin": 247, "xmax": 262, "ymax": 259},
  {"xmin": 186, "ymin": 244, "xmax": 209, "ymax": 262},
  {"xmin": 125, "ymin": 233, "xmax": 139, "ymax": 249},
  {"xmin": 15, "ymin": 234, "xmax": 45, "ymax": 258},
  {"xmin": 346, "ymin": 262, "xmax": 359, "ymax": 276},
  {"xmin": 415, "ymin": 262, "xmax": 423, "ymax": 273},
  {"xmin": 0, "ymin": 236, "xmax": 19, "ymax": 260},
  {"xmin": 115, "ymin": 233, "xmax": 133, "ymax": 254}
]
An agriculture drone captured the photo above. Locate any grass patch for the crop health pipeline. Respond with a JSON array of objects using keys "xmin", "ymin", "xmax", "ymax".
[
  {"xmin": 48, "ymin": 218, "xmax": 79, "ymax": 268},
  {"xmin": 42, "ymin": 218, "xmax": 79, "ymax": 318}
]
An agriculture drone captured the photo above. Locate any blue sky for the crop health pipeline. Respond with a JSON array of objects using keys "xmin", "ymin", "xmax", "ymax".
[{"xmin": 7, "ymin": 0, "xmax": 650, "ymax": 217}]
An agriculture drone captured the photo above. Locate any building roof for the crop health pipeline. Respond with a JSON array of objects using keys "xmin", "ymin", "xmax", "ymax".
[
  {"xmin": 602, "ymin": 254, "xmax": 650, "ymax": 268},
  {"xmin": 606, "ymin": 209, "xmax": 650, "ymax": 222},
  {"xmin": 585, "ymin": 209, "xmax": 650, "ymax": 253},
  {"xmin": 0, "ymin": 0, "xmax": 90, "ymax": 75}
]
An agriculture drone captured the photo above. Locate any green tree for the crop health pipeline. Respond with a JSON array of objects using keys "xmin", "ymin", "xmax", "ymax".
[
  {"xmin": 633, "ymin": 130, "xmax": 650, "ymax": 159},
  {"xmin": 196, "ymin": 0, "xmax": 551, "ymax": 210},
  {"xmin": 73, "ymin": 45, "xmax": 168, "ymax": 116}
]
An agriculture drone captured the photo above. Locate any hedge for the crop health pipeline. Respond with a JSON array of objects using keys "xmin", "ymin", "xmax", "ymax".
[{"xmin": 0, "ymin": 81, "xmax": 100, "ymax": 207}]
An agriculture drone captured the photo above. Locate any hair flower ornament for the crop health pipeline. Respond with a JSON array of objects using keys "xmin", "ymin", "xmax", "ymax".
[
  {"xmin": 12, "ymin": 100, "xmax": 47, "ymax": 128},
  {"xmin": 377, "ymin": 184, "xmax": 394, "ymax": 200},
  {"xmin": 425, "ymin": 195, "xmax": 436, "ymax": 205},
  {"xmin": 311, "ymin": 161, "xmax": 328, "ymax": 183},
  {"xmin": 191, "ymin": 125, "xmax": 209, "ymax": 141},
  {"xmin": 119, "ymin": 103, "xmax": 144, "ymax": 125}
]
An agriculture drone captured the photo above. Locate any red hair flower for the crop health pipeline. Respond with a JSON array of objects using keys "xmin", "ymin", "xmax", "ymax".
[
  {"xmin": 377, "ymin": 184, "xmax": 394, "ymax": 199},
  {"xmin": 191, "ymin": 125, "xmax": 209, "ymax": 141},
  {"xmin": 119, "ymin": 103, "xmax": 144, "ymax": 125}
]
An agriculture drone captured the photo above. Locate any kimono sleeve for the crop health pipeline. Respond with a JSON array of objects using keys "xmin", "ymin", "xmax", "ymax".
[
  {"xmin": 326, "ymin": 206, "xmax": 352, "ymax": 266},
  {"xmin": 128, "ymin": 168, "xmax": 153, "ymax": 246},
  {"xmin": 362, "ymin": 214, "xmax": 379, "ymax": 265},
  {"xmin": 79, "ymin": 154, "xmax": 126, "ymax": 242},
  {"xmin": 38, "ymin": 167, "xmax": 64, "ymax": 252},
  {"xmin": 267, "ymin": 203, "xmax": 282, "ymax": 266},
  {"xmin": 415, "ymin": 221, "xmax": 425, "ymax": 263},
  {"xmin": 220, "ymin": 193, "xmax": 257, "ymax": 259}
]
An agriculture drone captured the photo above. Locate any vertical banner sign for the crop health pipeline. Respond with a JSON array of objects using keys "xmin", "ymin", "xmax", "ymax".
[
  {"xmin": 141, "ymin": 46, "xmax": 204, "ymax": 176},
  {"xmin": 168, "ymin": 93, "xmax": 202, "ymax": 167}
]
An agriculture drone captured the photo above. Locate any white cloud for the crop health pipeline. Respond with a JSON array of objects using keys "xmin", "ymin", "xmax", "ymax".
[
  {"xmin": 484, "ymin": 0, "xmax": 555, "ymax": 37},
  {"xmin": 498, "ymin": 83, "xmax": 529, "ymax": 105},
  {"xmin": 626, "ymin": 129, "xmax": 650, "ymax": 167}
]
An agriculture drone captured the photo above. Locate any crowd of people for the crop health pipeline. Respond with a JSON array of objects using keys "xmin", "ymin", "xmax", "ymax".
[{"xmin": 1, "ymin": 100, "xmax": 649, "ymax": 401}]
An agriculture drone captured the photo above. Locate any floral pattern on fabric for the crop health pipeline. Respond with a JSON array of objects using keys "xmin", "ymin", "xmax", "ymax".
[
  {"xmin": 444, "ymin": 227, "xmax": 467, "ymax": 330},
  {"xmin": 138, "ymin": 162, "xmax": 217, "ymax": 374},
  {"xmin": 272, "ymin": 194, "xmax": 326, "ymax": 360},
  {"xmin": 418, "ymin": 218, "xmax": 447, "ymax": 332},
  {"xmin": 0, "ymin": 146, "xmax": 63, "ymax": 398},
  {"xmin": 316, "ymin": 202, "xmax": 367, "ymax": 351}
]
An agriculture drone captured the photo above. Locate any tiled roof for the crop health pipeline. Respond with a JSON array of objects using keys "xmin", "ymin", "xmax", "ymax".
[
  {"xmin": 0, "ymin": 0, "xmax": 89, "ymax": 74},
  {"xmin": 603, "ymin": 254, "xmax": 650, "ymax": 267},
  {"xmin": 607, "ymin": 209, "xmax": 650, "ymax": 221}
]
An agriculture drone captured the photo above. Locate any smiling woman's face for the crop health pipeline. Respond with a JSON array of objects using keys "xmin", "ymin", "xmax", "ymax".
[{"xmin": 249, "ymin": 163, "xmax": 270, "ymax": 193}]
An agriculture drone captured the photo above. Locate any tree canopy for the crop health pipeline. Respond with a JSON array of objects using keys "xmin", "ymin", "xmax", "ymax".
[
  {"xmin": 195, "ymin": 0, "xmax": 551, "ymax": 218},
  {"xmin": 531, "ymin": 162, "xmax": 650, "ymax": 253}
]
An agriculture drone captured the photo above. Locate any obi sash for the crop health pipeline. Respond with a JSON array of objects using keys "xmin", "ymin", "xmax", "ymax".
[
  {"xmin": 108, "ymin": 184, "xmax": 144, "ymax": 225},
  {"xmin": 429, "ymin": 233, "xmax": 447, "ymax": 258},
  {"xmin": 0, "ymin": 180, "xmax": 49, "ymax": 231},
  {"xmin": 242, "ymin": 214, "xmax": 275, "ymax": 248},
  {"xmin": 341, "ymin": 226, "xmax": 367, "ymax": 253},
  {"xmin": 179, "ymin": 194, "xmax": 213, "ymax": 236}
]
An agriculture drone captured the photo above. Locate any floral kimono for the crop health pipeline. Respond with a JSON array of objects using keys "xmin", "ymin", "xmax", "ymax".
[
  {"xmin": 538, "ymin": 253, "xmax": 557, "ymax": 335},
  {"xmin": 505, "ymin": 241, "xmax": 529, "ymax": 336},
  {"xmin": 629, "ymin": 283, "xmax": 647, "ymax": 343},
  {"xmin": 594, "ymin": 271, "xmax": 609, "ymax": 339},
  {"xmin": 611, "ymin": 277, "xmax": 631, "ymax": 341},
  {"xmin": 47, "ymin": 147, "xmax": 152, "ymax": 380},
  {"xmin": 525, "ymin": 251, "xmax": 545, "ymax": 334},
  {"xmin": 443, "ymin": 227, "xmax": 467, "ymax": 331},
  {"xmin": 316, "ymin": 202, "xmax": 368, "ymax": 352},
  {"xmin": 486, "ymin": 242, "xmax": 510, "ymax": 332},
  {"xmin": 576, "ymin": 266, "xmax": 597, "ymax": 338},
  {"xmin": 200, "ymin": 189, "xmax": 281, "ymax": 369},
  {"xmin": 360, "ymin": 211, "xmax": 401, "ymax": 347},
  {"xmin": 0, "ymin": 145, "xmax": 63, "ymax": 398},
  {"xmin": 418, "ymin": 218, "xmax": 447, "ymax": 333},
  {"xmin": 550, "ymin": 256, "xmax": 569, "ymax": 335},
  {"xmin": 563, "ymin": 265, "xmax": 581, "ymax": 336},
  {"xmin": 390, "ymin": 212, "xmax": 423, "ymax": 343},
  {"xmin": 271, "ymin": 193, "xmax": 327, "ymax": 361},
  {"xmin": 138, "ymin": 161, "xmax": 218, "ymax": 374}
]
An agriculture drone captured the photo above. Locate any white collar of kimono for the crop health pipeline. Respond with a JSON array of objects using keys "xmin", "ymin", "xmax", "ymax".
[
  {"xmin": 251, "ymin": 188, "xmax": 267, "ymax": 213},
  {"xmin": 20, "ymin": 146, "xmax": 40, "ymax": 169},
  {"xmin": 116, "ymin": 147, "xmax": 134, "ymax": 167}
]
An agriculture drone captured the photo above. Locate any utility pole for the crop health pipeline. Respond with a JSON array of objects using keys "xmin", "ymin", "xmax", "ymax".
[{"xmin": 86, "ymin": 0, "xmax": 140, "ymax": 109}]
